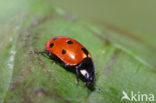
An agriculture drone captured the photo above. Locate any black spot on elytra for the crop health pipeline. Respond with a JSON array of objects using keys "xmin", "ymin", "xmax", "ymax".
[
  {"xmin": 81, "ymin": 48, "xmax": 88, "ymax": 56},
  {"xmin": 49, "ymin": 43, "xmax": 54, "ymax": 48},
  {"xmin": 67, "ymin": 40, "xmax": 73, "ymax": 44},
  {"xmin": 62, "ymin": 49, "xmax": 66, "ymax": 54}
]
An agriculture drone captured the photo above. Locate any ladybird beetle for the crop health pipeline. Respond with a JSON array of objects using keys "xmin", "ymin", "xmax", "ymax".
[{"xmin": 33, "ymin": 36, "xmax": 96, "ymax": 86}]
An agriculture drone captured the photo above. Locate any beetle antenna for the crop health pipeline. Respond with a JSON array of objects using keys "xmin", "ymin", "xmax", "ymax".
[
  {"xmin": 28, "ymin": 50, "xmax": 47, "ymax": 55},
  {"xmin": 29, "ymin": 50, "xmax": 52, "ymax": 60}
]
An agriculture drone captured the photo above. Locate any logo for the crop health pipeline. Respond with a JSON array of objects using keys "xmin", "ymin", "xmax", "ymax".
[{"xmin": 121, "ymin": 91, "xmax": 154, "ymax": 102}]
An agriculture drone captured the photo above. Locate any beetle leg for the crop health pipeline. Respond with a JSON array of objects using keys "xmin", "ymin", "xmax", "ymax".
[
  {"xmin": 84, "ymin": 81, "xmax": 87, "ymax": 86},
  {"xmin": 83, "ymin": 76, "xmax": 90, "ymax": 86},
  {"xmin": 75, "ymin": 67, "xmax": 80, "ymax": 85}
]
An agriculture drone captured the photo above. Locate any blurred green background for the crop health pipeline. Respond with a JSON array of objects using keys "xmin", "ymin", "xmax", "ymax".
[
  {"xmin": 0, "ymin": 0, "xmax": 156, "ymax": 103},
  {"xmin": 51, "ymin": 0, "xmax": 156, "ymax": 68},
  {"xmin": 52, "ymin": 0, "xmax": 156, "ymax": 37}
]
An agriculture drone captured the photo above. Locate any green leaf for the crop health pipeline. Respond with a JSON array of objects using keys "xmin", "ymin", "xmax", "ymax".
[{"xmin": 0, "ymin": 0, "xmax": 156, "ymax": 103}]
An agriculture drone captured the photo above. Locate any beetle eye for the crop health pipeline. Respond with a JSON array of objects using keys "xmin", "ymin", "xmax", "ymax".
[{"xmin": 49, "ymin": 43, "xmax": 54, "ymax": 48}]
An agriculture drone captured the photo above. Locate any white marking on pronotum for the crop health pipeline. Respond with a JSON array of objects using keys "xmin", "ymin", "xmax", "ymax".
[{"xmin": 80, "ymin": 70, "xmax": 89, "ymax": 78}]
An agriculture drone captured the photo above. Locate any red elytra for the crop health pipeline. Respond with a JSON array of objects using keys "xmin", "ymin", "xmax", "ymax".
[{"xmin": 45, "ymin": 36, "xmax": 91, "ymax": 65}]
